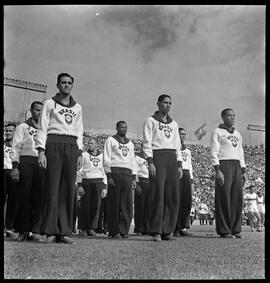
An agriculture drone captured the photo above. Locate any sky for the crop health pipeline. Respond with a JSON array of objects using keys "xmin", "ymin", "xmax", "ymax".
[{"xmin": 4, "ymin": 5, "xmax": 265, "ymax": 145}]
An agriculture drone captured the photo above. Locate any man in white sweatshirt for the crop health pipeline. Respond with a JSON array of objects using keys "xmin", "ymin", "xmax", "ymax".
[
  {"xmin": 103, "ymin": 121, "xmax": 137, "ymax": 239},
  {"xmin": 4, "ymin": 122, "xmax": 17, "ymax": 238},
  {"xmin": 11, "ymin": 101, "xmax": 45, "ymax": 242},
  {"xmin": 174, "ymin": 127, "xmax": 193, "ymax": 237},
  {"xmin": 143, "ymin": 94, "xmax": 183, "ymax": 242},
  {"xmin": 210, "ymin": 108, "xmax": 246, "ymax": 239},
  {"xmin": 36, "ymin": 73, "xmax": 83, "ymax": 244}
]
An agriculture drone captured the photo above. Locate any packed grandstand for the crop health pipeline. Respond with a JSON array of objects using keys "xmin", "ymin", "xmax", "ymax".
[{"xmin": 4, "ymin": 121, "xmax": 265, "ymax": 213}]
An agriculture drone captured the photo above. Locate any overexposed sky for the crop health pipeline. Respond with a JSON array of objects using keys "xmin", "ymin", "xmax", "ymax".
[{"xmin": 4, "ymin": 5, "xmax": 265, "ymax": 145}]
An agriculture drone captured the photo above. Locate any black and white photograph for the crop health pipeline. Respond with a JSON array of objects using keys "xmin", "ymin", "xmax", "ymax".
[{"xmin": 3, "ymin": 5, "xmax": 265, "ymax": 279}]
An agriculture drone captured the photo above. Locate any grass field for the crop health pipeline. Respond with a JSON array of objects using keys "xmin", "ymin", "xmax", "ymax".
[{"xmin": 4, "ymin": 223, "xmax": 265, "ymax": 279}]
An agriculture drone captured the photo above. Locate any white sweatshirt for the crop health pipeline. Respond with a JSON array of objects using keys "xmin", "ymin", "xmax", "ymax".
[
  {"xmin": 143, "ymin": 113, "xmax": 182, "ymax": 163},
  {"xmin": 77, "ymin": 151, "xmax": 107, "ymax": 185},
  {"xmin": 35, "ymin": 94, "xmax": 83, "ymax": 151},
  {"xmin": 181, "ymin": 147, "xmax": 193, "ymax": 180},
  {"xmin": 135, "ymin": 155, "xmax": 149, "ymax": 179},
  {"xmin": 4, "ymin": 143, "xmax": 14, "ymax": 169},
  {"xmin": 103, "ymin": 136, "xmax": 137, "ymax": 175},
  {"xmin": 210, "ymin": 127, "xmax": 246, "ymax": 168},
  {"xmin": 11, "ymin": 119, "xmax": 38, "ymax": 164}
]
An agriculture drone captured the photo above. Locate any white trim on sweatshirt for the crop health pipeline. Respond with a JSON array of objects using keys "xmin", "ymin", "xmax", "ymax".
[
  {"xmin": 35, "ymin": 98, "xmax": 83, "ymax": 150},
  {"xmin": 142, "ymin": 116, "xmax": 182, "ymax": 162},
  {"xmin": 210, "ymin": 127, "xmax": 246, "ymax": 167},
  {"xmin": 103, "ymin": 136, "xmax": 137, "ymax": 175}
]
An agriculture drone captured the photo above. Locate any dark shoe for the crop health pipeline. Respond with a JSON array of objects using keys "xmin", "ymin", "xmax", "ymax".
[
  {"xmin": 6, "ymin": 230, "xmax": 18, "ymax": 240},
  {"xmin": 153, "ymin": 234, "xmax": 162, "ymax": 242},
  {"xmin": 110, "ymin": 233, "xmax": 121, "ymax": 239},
  {"xmin": 17, "ymin": 232, "xmax": 28, "ymax": 242},
  {"xmin": 161, "ymin": 234, "xmax": 173, "ymax": 240},
  {"xmin": 121, "ymin": 234, "xmax": 129, "ymax": 238},
  {"xmin": 28, "ymin": 233, "xmax": 43, "ymax": 242},
  {"xmin": 80, "ymin": 230, "xmax": 88, "ymax": 237},
  {"xmin": 60, "ymin": 236, "xmax": 74, "ymax": 244},
  {"xmin": 180, "ymin": 230, "xmax": 193, "ymax": 237},
  {"xmin": 87, "ymin": 229, "xmax": 97, "ymax": 237},
  {"xmin": 136, "ymin": 232, "xmax": 143, "ymax": 236},
  {"xmin": 46, "ymin": 235, "xmax": 57, "ymax": 243},
  {"xmin": 233, "ymin": 233, "xmax": 242, "ymax": 239},
  {"xmin": 173, "ymin": 231, "xmax": 181, "ymax": 237},
  {"xmin": 220, "ymin": 233, "xmax": 233, "ymax": 238}
]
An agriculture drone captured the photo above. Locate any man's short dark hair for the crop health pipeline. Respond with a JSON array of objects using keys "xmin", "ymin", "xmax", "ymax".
[
  {"xmin": 30, "ymin": 101, "xmax": 43, "ymax": 110},
  {"xmin": 57, "ymin": 73, "xmax": 74, "ymax": 84},
  {"xmin": 158, "ymin": 94, "xmax": 171, "ymax": 103},
  {"xmin": 5, "ymin": 122, "xmax": 16, "ymax": 128},
  {"xmin": 221, "ymin": 108, "xmax": 233, "ymax": 118},
  {"xmin": 116, "ymin": 121, "xmax": 127, "ymax": 128},
  {"xmin": 178, "ymin": 127, "xmax": 185, "ymax": 132}
]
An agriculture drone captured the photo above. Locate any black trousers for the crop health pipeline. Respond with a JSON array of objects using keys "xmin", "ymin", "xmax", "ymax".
[
  {"xmin": 13, "ymin": 161, "xmax": 45, "ymax": 233},
  {"xmin": 134, "ymin": 178, "xmax": 150, "ymax": 234},
  {"xmin": 79, "ymin": 180, "xmax": 103, "ymax": 231},
  {"xmin": 215, "ymin": 160, "xmax": 243, "ymax": 235},
  {"xmin": 175, "ymin": 169, "xmax": 192, "ymax": 231},
  {"xmin": 107, "ymin": 172, "xmax": 133, "ymax": 236},
  {"xmin": 149, "ymin": 150, "xmax": 179, "ymax": 235},
  {"xmin": 4, "ymin": 169, "xmax": 18, "ymax": 230},
  {"xmin": 96, "ymin": 197, "xmax": 109, "ymax": 233},
  {"xmin": 41, "ymin": 142, "xmax": 78, "ymax": 236}
]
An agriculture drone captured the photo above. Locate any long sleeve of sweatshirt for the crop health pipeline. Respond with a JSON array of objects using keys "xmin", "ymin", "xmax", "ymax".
[{"xmin": 11, "ymin": 123, "xmax": 24, "ymax": 164}]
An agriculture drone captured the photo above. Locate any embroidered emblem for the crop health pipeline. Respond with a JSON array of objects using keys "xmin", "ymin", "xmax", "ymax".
[
  {"xmin": 227, "ymin": 135, "xmax": 239, "ymax": 148},
  {"xmin": 182, "ymin": 151, "xmax": 187, "ymax": 162},
  {"xmin": 164, "ymin": 129, "xmax": 171, "ymax": 139},
  {"xmin": 122, "ymin": 148, "xmax": 128, "ymax": 156},
  {"xmin": 65, "ymin": 114, "xmax": 73, "ymax": 125},
  {"xmin": 93, "ymin": 160, "xmax": 98, "ymax": 167}
]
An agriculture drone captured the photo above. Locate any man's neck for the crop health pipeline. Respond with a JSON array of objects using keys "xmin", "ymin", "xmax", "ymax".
[
  {"xmin": 5, "ymin": 139, "xmax": 12, "ymax": 146},
  {"xmin": 158, "ymin": 111, "xmax": 168, "ymax": 122},
  {"xmin": 117, "ymin": 133, "xmax": 126, "ymax": 141},
  {"xmin": 58, "ymin": 92, "xmax": 70, "ymax": 105}
]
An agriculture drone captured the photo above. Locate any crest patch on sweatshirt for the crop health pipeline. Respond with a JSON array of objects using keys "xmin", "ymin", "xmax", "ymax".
[{"xmin": 227, "ymin": 135, "xmax": 239, "ymax": 148}]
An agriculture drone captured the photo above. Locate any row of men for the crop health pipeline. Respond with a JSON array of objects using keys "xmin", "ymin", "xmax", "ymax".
[{"xmin": 4, "ymin": 72, "xmax": 248, "ymax": 243}]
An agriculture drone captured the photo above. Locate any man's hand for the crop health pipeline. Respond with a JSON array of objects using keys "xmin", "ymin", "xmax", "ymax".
[
  {"xmin": 77, "ymin": 186, "xmax": 85, "ymax": 197},
  {"xmin": 108, "ymin": 177, "xmax": 115, "ymax": 187},
  {"xmin": 131, "ymin": 180, "xmax": 137, "ymax": 190},
  {"xmin": 77, "ymin": 155, "xmax": 82, "ymax": 171},
  {"xmin": 11, "ymin": 168, "xmax": 19, "ymax": 181},
  {"xmin": 135, "ymin": 183, "xmax": 142, "ymax": 195},
  {"xmin": 215, "ymin": 170, "xmax": 224, "ymax": 186},
  {"xmin": 178, "ymin": 167, "xmax": 183, "ymax": 180},
  {"xmin": 148, "ymin": 163, "xmax": 156, "ymax": 178},
  {"xmin": 101, "ymin": 188, "xmax": 107, "ymax": 199},
  {"xmin": 242, "ymin": 172, "xmax": 247, "ymax": 187},
  {"xmin": 38, "ymin": 151, "xmax": 47, "ymax": 169}
]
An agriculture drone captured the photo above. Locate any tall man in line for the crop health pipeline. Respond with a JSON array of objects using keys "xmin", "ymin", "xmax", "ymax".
[
  {"xmin": 11, "ymin": 102, "xmax": 45, "ymax": 242},
  {"xmin": 103, "ymin": 121, "xmax": 137, "ymax": 239},
  {"xmin": 3, "ymin": 123, "xmax": 17, "ymax": 237},
  {"xmin": 143, "ymin": 94, "xmax": 183, "ymax": 242},
  {"xmin": 36, "ymin": 73, "xmax": 83, "ymax": 244},
  {"xmin": 174, "ymin": 127, "xmax": 194, "ymax": 237},
  {"xmin": 210, "ymin": 108, "xmax": 246, "ymax": 239}
]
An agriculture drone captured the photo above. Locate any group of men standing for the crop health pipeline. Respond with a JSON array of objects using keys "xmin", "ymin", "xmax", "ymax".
[{"xmin": 4, "ymin": 72, "xmax": 247, "ymax": 244}]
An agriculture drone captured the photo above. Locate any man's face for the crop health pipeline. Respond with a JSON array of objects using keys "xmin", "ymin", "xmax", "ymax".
[
  {"xmin": 57, "ymin": 76, "xmax": 73, "ymax": 96},
  {"xmin": 89, "ymin": 139, "xmax": 98, "ymax": 151},
  {"xmin": 179, "ymin": 130, "xmax": 186, "ymax": 143},
  {"xmin": 157, "ymin": 97, "xmax": 171, "ymax": 114},
  {"xmin": 117, "ymin": 123, "xmax": 127, "ymax": 137},
  {"xmin": 5, "ymin": 126, "xmax": 15, "ymax": 141},
  {"xmin": 222, "ymin": 109, "xmax": 235, "ymax": 127},
  {"xmin": 31, "ymin": 103, "xmax": 43, "ymax": 122}
]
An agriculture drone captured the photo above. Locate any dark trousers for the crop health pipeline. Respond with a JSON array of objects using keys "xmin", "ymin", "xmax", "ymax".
[
  {"xmin": 73, "ymin": 186, "xmax": 78, "ymax": 232},
  {"xmin": 96, "ymin": 197, "xmax": 109, "ymax": 233},
  {"xmin": 215, "ymin": 160, "xmax": 243, "ymax": 235},
  {"xmin": 41, "ymin": 142, "xmax": 78, "ymax": 236},
  {"xmin": 175, "ymin": 169, "xmax": 192, "ymax": 231},
  {"xmin": 13, "ymin": 162, "xmax": 45, "ymax": 233},
  {"xmin": 4, "ymin": 169, "xmax": 18, "ymax": 230},
  {"xmin": 134, "ymin": 178, "xmax": 150, "ymax": 234},
  {"xmin": 149, "ymin": 150, "xmax": 179, "ymax": 235},
  {"xmin": 107, "ymin": 172, "xmax": 133, "ymax": 236},
  {"xmin": 79, "ymin": 180, "xmax": 103, "ymax": 231}
]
